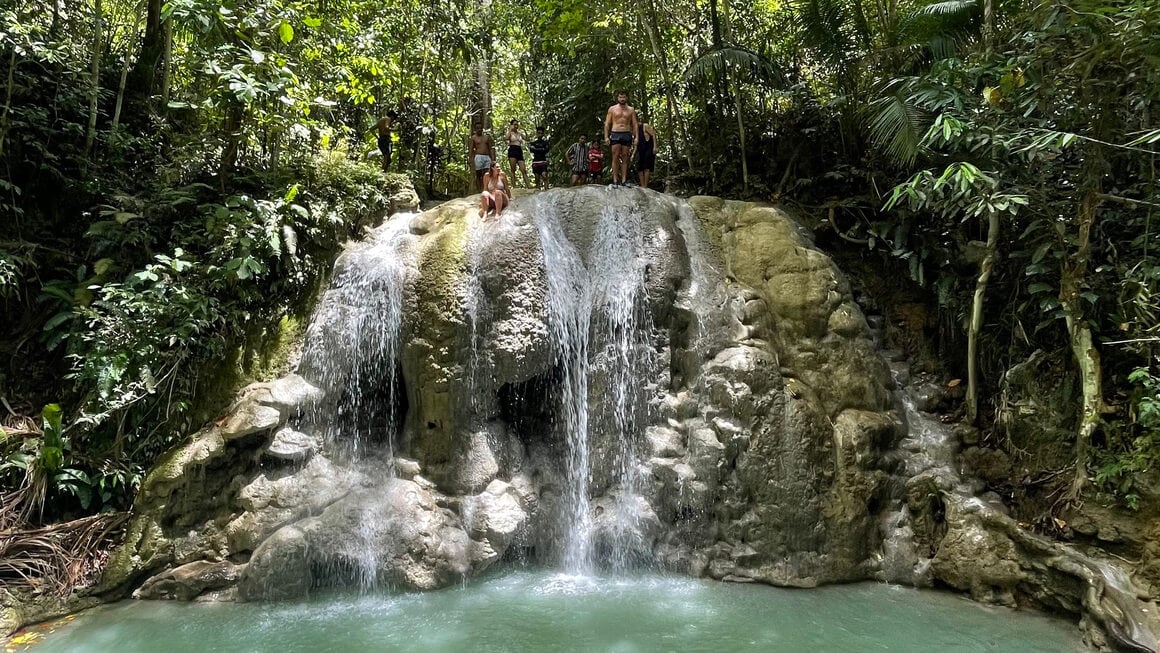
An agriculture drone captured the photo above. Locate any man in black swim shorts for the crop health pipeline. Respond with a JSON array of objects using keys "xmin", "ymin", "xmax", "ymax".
[
  {"xmin": 369, "ymin": 110, "xmax": 399, "ymax": 172},
  {"xmin": 604, "ymin": 90, "xmax": 639, "ymax": 187}
]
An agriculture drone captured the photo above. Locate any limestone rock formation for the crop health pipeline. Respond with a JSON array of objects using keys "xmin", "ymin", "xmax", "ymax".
[{"xmin": 92, "ymin": 187, "xmax": 1157, "ymax": 650}]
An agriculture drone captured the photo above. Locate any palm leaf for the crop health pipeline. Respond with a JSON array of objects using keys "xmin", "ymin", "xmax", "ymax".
[
  {"xmin": 865, "ymin": 83, "xmax": 929, "ymax": 167},
  {"xmin": 684, "ymin": 46, "xmax": 781, "ymax": 86},
  {"xmin": 792, "ymin": 0, "xmax": 862, "ymax": 67},
  {"xmin": 920, "ymin": 0, "xmax": 978, "ymax": 16}
]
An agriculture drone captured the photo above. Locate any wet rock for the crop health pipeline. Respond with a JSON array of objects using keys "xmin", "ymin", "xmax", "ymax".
[
  {"xmin": 239, "ymin": 479, "xmax": 474, "ymax": 601},
  {"xmin": 219, "ymin": 400, "xmax": 282, "ymax": 441},
  {"xmin": 395, "ymin": 457, "xmax": 422, "ymax": 479},
  {"xmin": 135, "ymin": 561, "xmax": 241, "ymax": 601},
  {"xmin": 240, "ymin": 374, "xmax": 324, "ymax": 418},
  {"xmin": 463, "ymin": 480, "xmax": 528, "ymax": 561},
  {"xmin": 959, "ymin": 447, "xmax": 1012, "ymax": 486},
  {"xmin": 225, "ymin": 455, "xmax": 355, "ymax": 552},
  {"xmin": 646, "ymin": 425, "xmax": 685, "ymax": 458},
  {"xmin": 265, "ymin": 427, "xmax": 315, "ymax": 462}
]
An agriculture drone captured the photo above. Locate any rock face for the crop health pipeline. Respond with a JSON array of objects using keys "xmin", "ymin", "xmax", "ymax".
[{"xmin": 96, "ymin": 187, "xmax": 1157, "ymax": 650}]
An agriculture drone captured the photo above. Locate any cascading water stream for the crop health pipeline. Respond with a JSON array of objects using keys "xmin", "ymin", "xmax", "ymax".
[
  {"xmin": 880, "ymin": 365, "xmax": 1159, "ymax": 652},
  {"xmin": 295, "ymin": 215, "xmax": 413, "ymax": 591},
  {"xmin": 533, "ymin": 195, "xmax": 594, "ymax": 573},
  {"xmin": 589, "ymin": 201, "xmax": 652, "ymax": 569},
  {"xmin": 532, "ymin": 191, "xmax": 661, "ymax": 573},
  {"xmin": 297, "ymin": 217, "xmax": 411, "ymax": 459}
]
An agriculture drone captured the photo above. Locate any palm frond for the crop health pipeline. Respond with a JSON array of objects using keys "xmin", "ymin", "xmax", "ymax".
[
  {"xmin": 920, "ymin": 0, "xmax": 978, "ymax": 17},
  {"xmin": 865, "ymin": 84, "xmax": 930, "ymax": 167},
  {"xmin": 684, "ymin": 46, "xmax": 781, "ymax": 86},
  {"xmin": 792, "ymin": 0, "xmax": 862, "ymax": 67}
]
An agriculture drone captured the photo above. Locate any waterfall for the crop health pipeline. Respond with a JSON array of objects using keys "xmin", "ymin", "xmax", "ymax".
[
  {"xmin": 588, "ymin": 201, "xmax": 653, "ymax": 570},
  {"xmin": 533, "ymin": 195, "xmax": 594, "ymax": 572},
  {"xmin": 294, "ymin": 215, "xmax": 414, "ymax": 591},
  {"xmin": 531, "ymin": 191, "xmax": 657, "ymax": 573}
]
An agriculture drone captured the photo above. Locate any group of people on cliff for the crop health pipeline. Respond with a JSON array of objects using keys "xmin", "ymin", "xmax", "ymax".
[{"xmin": 465, "ymin": 90, "xmax": 658, "ymax": 218}]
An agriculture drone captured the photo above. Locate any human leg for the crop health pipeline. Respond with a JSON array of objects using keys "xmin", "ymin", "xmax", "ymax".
[
  {"xmin": 473, "ymin": 155, "xmax": 491, "ymax": 193},
  {"xmin": 378, "ymin": 136, "xmax": 392, "ymax": 172},
  {"xmin": 608, "ymin": 144, "xmax": 623, "ymax": 183}
]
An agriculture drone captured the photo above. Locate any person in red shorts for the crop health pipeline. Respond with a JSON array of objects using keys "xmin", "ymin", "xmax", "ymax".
[{"xmin": 587, "ymin": 140, "xmax": 604, "ymax": 184}]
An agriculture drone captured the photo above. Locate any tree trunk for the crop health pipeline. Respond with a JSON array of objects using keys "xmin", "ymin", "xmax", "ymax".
[
  {"xmin": 470, "ymin": 0, "xmax": 493, "ymax": 134},
  {"xmin": 112, "ymin": 10, "xmax": 140, "ymax": 133},
  {"xmin": 965, "ymin": 209, "xmax": 999, "ymax": 424},
  {"xmin": 159, "ymin": 18, "xmax": 172, "ymax": 109},
  {"xmin": 51, "ymin": 0, "xmax": 62, "ymax": 38},
  {"xmin": 1061, "ymin": 189, "xmax": 1107, "ymax": 501},
  {"xmin": 730, "ymin": 80, "xmax": 748, "ymax": 193},
  {"xmin": 132, "ymin": 0, "xmax": 163, "ymax": 101},
  {"xmin": 219, "ymin": 101, "xmax": 245, "ymax": 190},
  {"xmin": 83, "ymin": 0, "xmax": 103, "ymax": 159},
  {"xmin": 0, "ymin": 49, "xmax": 15, "ymax": 160},
  {"xmin": 982, "ymin": 0, "xmax": 994, "ymax": 54},
  {"xmin": 709, "ymin": 0, "xmax": 723, "ymax": 48},
  {"xmin": 642, "ymin": 0, "xmax": 691, "ymax": 171}
]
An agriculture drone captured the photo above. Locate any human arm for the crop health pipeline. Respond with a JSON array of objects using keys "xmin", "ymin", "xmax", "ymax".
[
  {"xmin": 604, "ymin": 109, "xmax": 612, "ymax": 144},
  {"xmin": 630, "ymin": 110, "xmax": 640, "ymax": 144}
]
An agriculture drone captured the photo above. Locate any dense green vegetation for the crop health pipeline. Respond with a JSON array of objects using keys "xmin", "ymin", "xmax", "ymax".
[{"xmin": 0, "ymin": 0, "xmax": 1156, "ymax": 535}]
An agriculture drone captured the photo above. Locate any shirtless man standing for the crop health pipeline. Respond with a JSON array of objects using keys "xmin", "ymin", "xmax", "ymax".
[
  {"xmin": 369, "ymin": 110, "xmax": 398, "ymax": 172},
  {"xmin": 466, "ymin": 125, "xmax": 495, "ymax": 194},
  {"xmin": 603, "ymin": 90, "xmax": 639, "ymax": 187}
]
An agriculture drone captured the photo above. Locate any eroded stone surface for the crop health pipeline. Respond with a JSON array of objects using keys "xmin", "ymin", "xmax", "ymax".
[{"xmin": 87, "ymin": 188, "xmax": 1155, "ymax": 650}]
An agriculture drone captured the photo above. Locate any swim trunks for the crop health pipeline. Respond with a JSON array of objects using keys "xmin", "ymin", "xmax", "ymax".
[
  {"xmin": 474, "ymin": 154, "xmax": 491, "ymax": 171},
  {"xmin": 532, "ymin": 161, "xmax": 549, "ymax": 174},
  {"xmin": 507, "ymin": 145, "xmax": 524, "ymax": 161},
  {"xmin": 610, "ymin": 130, "xmax": 632, "ymax": 147}
]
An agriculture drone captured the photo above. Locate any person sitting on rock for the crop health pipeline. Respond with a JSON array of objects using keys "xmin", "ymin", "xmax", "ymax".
[{"xmin": 480, "ymin": 161, "xmax": 511, "ymax": 218}]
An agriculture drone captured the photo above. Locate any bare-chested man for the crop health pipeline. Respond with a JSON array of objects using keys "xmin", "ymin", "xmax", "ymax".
[
  {"xmin": 466, "ymin": 125, "xmax": 495, "ymax": 194},
  {"xmin": 368, "ymin": 110, "xmax": 398, "ymax": 172},
  {"xmin": 603, "ymin": 90, "xmax": 639, "ymax": 187}
]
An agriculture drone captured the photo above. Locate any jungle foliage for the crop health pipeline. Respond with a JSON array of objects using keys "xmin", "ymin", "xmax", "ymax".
[{"xmin": 0, "ymin": 0, "xmax": 1157, "ymax": 529}]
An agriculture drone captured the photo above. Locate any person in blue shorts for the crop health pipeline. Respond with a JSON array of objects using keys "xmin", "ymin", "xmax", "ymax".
[{"xmin": 467, "ymin": 125, "xmax": 495, "ymax": 194}]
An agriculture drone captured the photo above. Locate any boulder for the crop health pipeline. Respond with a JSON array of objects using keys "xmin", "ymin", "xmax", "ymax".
[
  {"xmin": 239, "ymin": 479, "xmax": 475, "ymax": 601},
  {"xmin": 135, "ymin": 561, "xmax": 241, "ymax": 601}
]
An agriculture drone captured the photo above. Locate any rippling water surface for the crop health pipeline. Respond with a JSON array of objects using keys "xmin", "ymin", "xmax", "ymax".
[{"xmin": 23, "ymin": 569, "xmax": 1084, "ymax": 652}]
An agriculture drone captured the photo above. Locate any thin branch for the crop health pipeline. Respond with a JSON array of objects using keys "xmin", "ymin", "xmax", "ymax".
[
  {"xmin": 1097, "ymin": 193, "xmax": 1160, "ymax": 210},
  {"xmin": 1102, "ymin": 337, "xmax": 1160, "ymax": 346}
]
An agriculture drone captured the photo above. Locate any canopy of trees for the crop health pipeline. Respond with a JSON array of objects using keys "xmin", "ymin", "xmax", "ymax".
[{"xmin": 0, "ymin": 0, "xmax": 1157, "ymax": 535}]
